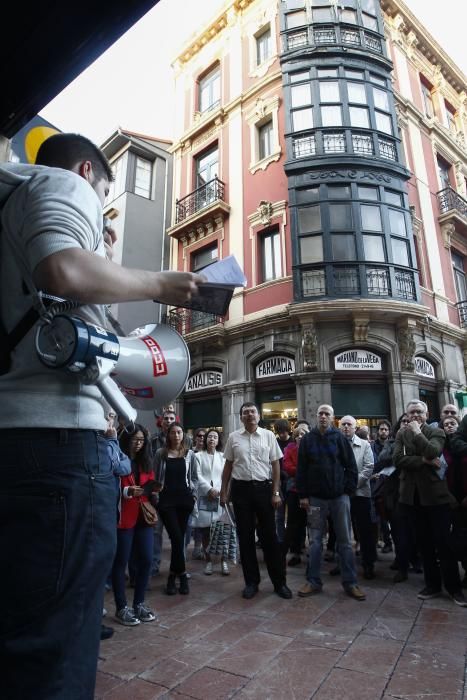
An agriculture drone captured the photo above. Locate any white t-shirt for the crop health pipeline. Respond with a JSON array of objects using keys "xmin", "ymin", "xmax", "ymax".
[
  {"xmin": 224, "ymin": 426, "xmax": 283, "ymax": 481},
  {"xmin": 0, "ymin": 163, "xmax": 108, "ymax": 429}
]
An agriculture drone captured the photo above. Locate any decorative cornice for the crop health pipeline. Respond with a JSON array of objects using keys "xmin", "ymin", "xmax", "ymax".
[{"xmin": 247, "ymin": 199, "xmax": 287, "ymax": 227}]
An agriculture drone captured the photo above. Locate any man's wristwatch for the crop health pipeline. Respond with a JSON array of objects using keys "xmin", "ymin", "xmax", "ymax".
[{"xmin": 273, "ymin": 490, "xmax": 280, "ymax": 496}]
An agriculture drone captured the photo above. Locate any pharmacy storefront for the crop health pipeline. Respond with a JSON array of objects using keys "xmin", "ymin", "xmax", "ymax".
[{"xmin": 255, "ymin": 354, "xmax": 297, "ymax": 429}]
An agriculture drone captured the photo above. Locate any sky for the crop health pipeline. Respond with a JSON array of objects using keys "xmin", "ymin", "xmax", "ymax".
[{"xmin": 40, "ymin": 0, "xmax": 467, "ymax": 146}]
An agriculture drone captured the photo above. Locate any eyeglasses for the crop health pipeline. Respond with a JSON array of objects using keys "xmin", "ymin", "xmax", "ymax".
[
  {"xmin": 196, "ymin": 434, "xmax": 206, "ymax": 440},
  {"xmin": 443, "ymin": 410, "xmax": 457, "ymax": 415},
  {"xmin": 130, "ymin": 437, "xmax": 145, "ymax": 443}
]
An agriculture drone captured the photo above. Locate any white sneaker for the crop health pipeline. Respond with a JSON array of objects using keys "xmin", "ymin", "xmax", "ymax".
[
  {"xmin": 115, "ymin": 606, "xmax": 140, "ymax": 626},
  {"xmin": 204, "ymin": 562, "xmax": 213, "ymax": 575},
  {"xmin": 221, "ymin": 561, "xmax": 230, "ymax": 576}
]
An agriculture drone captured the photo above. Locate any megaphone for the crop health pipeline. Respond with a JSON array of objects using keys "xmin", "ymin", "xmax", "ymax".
[{"xmin": 35, "ymin": 316, "xmax": 190, "ymax": 424}]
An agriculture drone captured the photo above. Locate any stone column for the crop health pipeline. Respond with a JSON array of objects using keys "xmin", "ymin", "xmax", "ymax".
[
  {"xmin": 221, "ymin": 382, "xmax": 255, "ymax": 435},
  {"xmin": 388, "ymin": 371, "xmax": 420, "ymax": 418},
  {"xmin": 293, "ymin": 371, "xmax": 333, "ymax": 424}
]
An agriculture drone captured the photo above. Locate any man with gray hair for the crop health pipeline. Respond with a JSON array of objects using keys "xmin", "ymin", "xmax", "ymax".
[
  {"xmin": 339, "ymin": 415, "xmax": 376, "ymax": 579},
  {"xmin": 394, "ymin": 399, "xmax": 466, "ymax": 606},
  {"xmin": 296, "ymin": 404, "xmax": 365, "ymax": 600}
]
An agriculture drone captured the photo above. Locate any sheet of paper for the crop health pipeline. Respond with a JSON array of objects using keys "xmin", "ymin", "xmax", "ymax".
[{"xmin": 201, "ymin": 255, "xmax": 246, "ymax": 287}]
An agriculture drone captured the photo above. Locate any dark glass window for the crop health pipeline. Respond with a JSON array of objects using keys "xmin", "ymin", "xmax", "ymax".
[
  {"xmin": 452, "ymin": 251, "xmax": 467, "ymax": 302},
  {"xmin": 331, "ymin": 234, "xmax": 356, "ymax": 260},
  {"xmin": 437, "ymin": 156, "xmax": 451, "ymax": 189},
  {"xmin": 298, "ymin": 205, "xmax": 321, "ymax": 232},
  {"xmin": 330, "ymin": 203, "xmax": 352, "ymax": 229},
  {"xmin": 358, "ymin": 186, "xmax": 379, "ymax": 201},
  {"xmin": 300, "ymin": 235, "xmax": 323, "ymax": 263},
  {"xmin": 195, "ymin": 146, "xmax": 219, "ymax": 187},
  {"xmin": 328, "ymin": 185, "xmax": 351, "ymax": 199},
  {"xmin": 192, "ymin": 244, "xmax": 218, "ymax": 272},
  {"xmin": 296, "ymin": 187, "xmax": 320, "ymax": 204}
]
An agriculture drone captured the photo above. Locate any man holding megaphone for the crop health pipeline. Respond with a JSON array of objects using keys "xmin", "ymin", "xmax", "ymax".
[{"xmin": 0, "ymin": 133, "xmax": 203, "ymax": 700}]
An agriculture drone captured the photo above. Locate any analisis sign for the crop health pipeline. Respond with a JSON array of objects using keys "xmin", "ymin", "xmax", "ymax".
[
  {"xmin": 335, "ymin": 349, "xmax": 382, "ymax": 371},
  {"xmin": 256, "ymin": 356, "xmax": 295, "ymax": 378},
  {"xmin": 186, "ymin": 370, "xmax": 222, "ymax": 392}
]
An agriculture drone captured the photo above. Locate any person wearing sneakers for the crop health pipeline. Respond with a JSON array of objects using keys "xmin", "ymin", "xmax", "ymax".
[
  {"xmin": 296, "ymin": 404, "xmax": 366, "ymax": 601},
  {"xmin": 112, "ymin": 425, "xmax": 158, "ymax": 626},
  {"xmin": 191, "ymin": 429, "xmax": 229, "ymax": 576},
  {"xmin": 393, "ymin": 400, "xmax": 466, "ymax": 607}
]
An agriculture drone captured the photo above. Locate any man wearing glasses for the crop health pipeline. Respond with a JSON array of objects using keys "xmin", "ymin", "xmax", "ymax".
[{"xmin": 393, "ymin": 400, "xmax": 466, "ymax": 606}]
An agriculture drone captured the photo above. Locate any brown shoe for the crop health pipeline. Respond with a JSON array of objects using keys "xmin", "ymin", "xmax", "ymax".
[
  {"xmin": 345, "ymin": 585, "xmax": 366, "ymax": 601},
  {"xmin": 298, "ymin": 582, "xmax": 322, "ymax": 597}
]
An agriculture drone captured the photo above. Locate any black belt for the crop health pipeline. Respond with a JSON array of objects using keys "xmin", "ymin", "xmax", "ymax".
[{"xmin": 233, "ymin": 479, "xmax": 272, "ymax": 487}]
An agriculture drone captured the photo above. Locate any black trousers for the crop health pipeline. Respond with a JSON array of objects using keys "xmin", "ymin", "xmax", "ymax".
[
  {"xmin": 351, "ymin": 496, "xmax": 377, "ymax": 567},
  {"xmin": 283, "ymin": 491, "xmax": 306, "ymax": 556},
  {"xmin": 231, "ymin": 479, "xmax": 286, "ymax": 589},
  {"xmin": 158, "ymin": 503, "xmax": 192, "ymax": 574},
  {"xmin": 408, "ymin": 502, "xmax": 461, "ymax": 594}
]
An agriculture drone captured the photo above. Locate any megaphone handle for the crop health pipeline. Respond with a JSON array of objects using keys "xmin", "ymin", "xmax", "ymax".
[{"xmin": 97, "ymin": 375, "xmax": 137, "ymax": 426}]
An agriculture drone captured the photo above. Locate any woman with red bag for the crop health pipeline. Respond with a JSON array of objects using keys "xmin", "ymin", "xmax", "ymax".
[{"xmin": 111, "ymin": 424, "xmax": 158, "ymax": 626}]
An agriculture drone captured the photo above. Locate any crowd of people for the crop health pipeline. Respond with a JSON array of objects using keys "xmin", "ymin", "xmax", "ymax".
[{"xmin": 104, "ymin": 397, "xmax": 467, "ymax": 638}]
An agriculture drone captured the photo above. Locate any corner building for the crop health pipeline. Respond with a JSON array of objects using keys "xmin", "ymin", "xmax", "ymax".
[{"xmin": 166, "ymin": 0, "xmax": 467, "ymax": 435}]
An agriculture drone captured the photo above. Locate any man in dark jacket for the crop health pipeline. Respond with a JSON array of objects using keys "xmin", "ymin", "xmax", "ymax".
[
  {"xmin": 394, "ymin": 399, "xmax": 466, "ymax": 606},
  {"xmin": 296, "ymin": 404, "xmax": 365, "ymax": 601}
]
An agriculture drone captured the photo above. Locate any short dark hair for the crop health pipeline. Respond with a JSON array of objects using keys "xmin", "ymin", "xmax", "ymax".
[
  {"xmin": 35, "ymin": 133, "xmax": 113, "ymax": 183},
  {"xmin": 377, "ymin": 420, "xmax": 391, "ymax": 431},
  {"xmin": 239, "ymin": 401, "xmax": 259, "ymax": 418},
  {"xmin": 296, "ymin": 418, "xmax": 311, "ymax": 429},
  {"xmin": 274, "ymin": 419, "xmax": 290, "ymax": 433}
]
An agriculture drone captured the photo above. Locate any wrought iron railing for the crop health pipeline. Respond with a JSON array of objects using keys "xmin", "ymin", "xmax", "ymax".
[
  {"xmin": 165, "ymin": 308, "xmax": 224, "ymax": 335},
  {"xmin": 456, "ymin": 301, "xmax": 467, "ymax": 328},
  {"xmin": 299, "ymin": 264, "xmax": 416, "ymax": 300},
  {"xmin": 175, "ymin": 177, "xmax": 225, "ymax": 224},
  {"xmin": 437, "ymin": 187, "xmax": 467, "ymax": 219}
]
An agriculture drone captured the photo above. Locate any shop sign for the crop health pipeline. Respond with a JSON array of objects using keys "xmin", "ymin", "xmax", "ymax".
[
  {"xmin": 186, "ymin": 370, "xmax": 222, "ymax": 392},
  {"xmin": 414, "ymin": 357, "xmax": 435, "ymax": 379},
  {"xmin": 335, "ymin": 349, "xmax": 382, "ymax": 371},
  {"xmin": 256, "ymin": 355, "xmax": 295, "ymax": 378}
]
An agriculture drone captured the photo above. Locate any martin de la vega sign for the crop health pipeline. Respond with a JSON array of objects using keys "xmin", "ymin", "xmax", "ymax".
[
  {"xmin": 335, "ymin": 349, "xmax": 382, "ymax": 371},
  {"xmin": 256, "ymin": 356, "xmax": 296, "ymax": 378},
  {"xmin": 186, "ymin": 370, "xmax": 222, "ymax": 392}
]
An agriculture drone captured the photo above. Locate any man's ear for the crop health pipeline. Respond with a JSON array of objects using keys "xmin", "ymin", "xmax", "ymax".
[{"xmin": 76, "ymin": 160, "xmax": 93, "ymax": 183}]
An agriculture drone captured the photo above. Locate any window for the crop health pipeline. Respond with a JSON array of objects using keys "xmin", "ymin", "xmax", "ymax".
[
  {"xmin": 258, "ymin": 120, "xmax": 273, "ymax": 160},
  {"xmin": 373, "ymin": 88, "xmax": 389, "ymax": 111},
  {"xmin": 345, "ymin": 69, "xmax": 364, "ymax": 80},
  {"xmin": 261, "ymin": 229, "xmax": 282, "ymax": 282},
  {"xmin": 392, "ymin": 238, "xmax": 410, "ymax": 267},
  {"xmin": 420, "ymin": 80, "xmax": 434, "ymax": 118},
  {"xmin": 296, "ymin": 187, "xmax": 319, "ymax": 204},
  {"xmin": 199, "ymin": 65, "xmax": 220, "ymax": 113},
  {"xmin": 313, "ymin": 7, "xmax": 334, "ymax": 22},
  {"xmin": 291, "ymin": 83, "xmax": 312, "ymax": 107},
  {"xmin": 362, "ymin": 13, "xmax": 377, "ymax": 30},
  {"xmin": 321, "ymin": 106, "xmax": 342, "ymax": 126},
  {"xmin": 300, "ymin": 235, "xmax": 323, "ymax": 263},
  {"xmin": 298, "ymin": 205, "xmax": 321, "ymax": 232},
  {"xmin": 290, "ymin": 71, "xmax": 309, "ymax": 83},
  {"xmin": 293, "ymin": 107, "xmax": 314, "ymax": 131},
  {"xmin": 437, "ymin": 156, "xmax": 451, "ymax": 189},
  {"xmin": 361, "ymin": 205, "xmax": 382, "ymax": 231},
  {"xmin": 319, "ymin": 81, "xmax": 340, "ymax": 102},
  {"xmin": 106, "ymin": 152, "xmax": 128, "ymax": 203},
  {"xmin": 287, "ymin": 10, "xmax": 306, "ymax": 28},
  {"xmin": 385, "ymin": 190, "xmax": 402, "ymax": 206},
  {"xmin": 192, "ymin": 244, "xmax": 218, "ymax": 272},
  {"xmin": 369, "ymin": 73, "xmax": 385, "ymax": 86},
  {"xmin": 375, "ymin": 111, "xmax": 392, "ymax": 134},
  {"xmin": 348, "ymin": 83, "xmax": 367, "ymax": 104},
  {"xmin": 318, "ymin": 68, "xmax": 338, "ymax": 78},
  {"xmin": 361, "ymin": 0, "xmax": 376, "ymax": 14},
  {"xmin": 389, "ymin": 209, "xmax": 407, "ymax": 237},
  {"xmin": 452, "ymin": 251, "xmax": 467, "ymax": 302},
  {"xmin": 256, "ymin": 27, "xmax": 272, "ymax": 65},
  {"xmin": 134, "ymin": 157, "xmax": 152, "ymax": 198},
  {"xmin": 340, "ymin": 8, "xmax": 356, "ymax": 23},
  {"xmin": 331, "ymin": 234, "xmax": 356, "ymax": 260},
  {"xmin": 195, "ymin": 146, "xmax": 219, "ymax": 188},
  {"xmin": 358, "ymin": 186, "xmax": 378, "ymax": 201},
  {"xmin": 363, "ymin": 235, "xmax": 385, "ymax": 262},
  {"xmin": 330, "ymin": 203, "xmax": 352, "ymax": 229},
  {"xmin": 445, "ymin": 102, "xmax": 456, "ymax": 131},
  {"xmin": 350, "ymin": 106, "xmax": 369, "ymax": 128},
  {"xmin": 328, "ymin": 185, "xmax": 350, "ymax": 199}
]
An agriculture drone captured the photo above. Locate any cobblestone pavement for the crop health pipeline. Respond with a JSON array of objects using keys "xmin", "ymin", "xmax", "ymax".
[{"xmin": 96, "ymin": 548, "xmax": 467, "ymax": 699}]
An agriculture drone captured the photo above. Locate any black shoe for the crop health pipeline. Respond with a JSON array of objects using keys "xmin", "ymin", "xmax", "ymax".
[
  {"xmin": 389, "ymin": 560, "xmax": 399, "ymax": 571},
  {"xmin": 393, "ymin": 570, "xmax": 408, "ymax": 583},
  {"xmin": 100, "ymin": 624, "xmax": 114, "ymax": 640},
  {"xmin": 329, "ymin": 566, "xmax": 341, "ymax": 576},
  {"xmin": 363, "ymin": 566, "xmax": 375, "ymax": 580},
  {"xmin": 381, "ymin": 544, "xmax": 393, "ymax": 554},
  {"xmin": 166, "ymin": 574, "xmax": 177, "ymax": 596},
  {"xmin": 179, "ymin": 573, "xmax": 189, "ymax": 595},
  {"xmin": 287, "ymin": 556, "xmax": 301, "ymax": 567},
  {"xmin": 242, "ymin": 584, "xmax": 259, "ymax": 599},
  {"xmin": 417, "ymin": 587, "xmax": 441, "ymax": 600},
  {"xmin": 274, "ymin": 584, "xmax": 293, "ymax": 599}
]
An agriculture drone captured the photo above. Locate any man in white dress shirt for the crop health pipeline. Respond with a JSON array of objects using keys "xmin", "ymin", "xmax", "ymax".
[{"xmin": 221, "ymin": 402, "xmax": 292, "ymax": 599}]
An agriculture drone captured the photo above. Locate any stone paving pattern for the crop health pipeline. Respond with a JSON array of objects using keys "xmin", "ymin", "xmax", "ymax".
[{"xmin": 97, "ymin": 548, "xmax": 467, "ymax": 699}]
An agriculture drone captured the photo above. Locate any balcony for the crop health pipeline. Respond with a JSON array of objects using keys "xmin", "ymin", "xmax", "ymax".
[
  {"xmin": 456, "ymin": 300, "xmax": 467, "ymax": 328},
  {"xmin": 437, "ymin": 187, "xmax": 467, "ymax": 236},
  {"xmin": 167, "ymin": 177, "xmax": 230, "ymax": 241},
  {"xmin": 165, "ymin": 307, "xmax": 224, "ymax": 336}
]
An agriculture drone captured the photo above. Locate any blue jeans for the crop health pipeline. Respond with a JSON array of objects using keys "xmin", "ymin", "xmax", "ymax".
[
  {"xmin": 307, "ymin": 494, "xmax": 357, "ymax": 589},
  {"xmin": 113, "ymin": 525, "xmax": 154, "ymax": 610},
  {"xmin": 0, "ymin": 428, "xmax": 117, "ymax": 700}
]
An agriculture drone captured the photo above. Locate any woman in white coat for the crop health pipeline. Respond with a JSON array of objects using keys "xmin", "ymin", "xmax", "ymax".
[{"xmin": 192, "ymin": 429, "xmax": 229, "ymax": 575}]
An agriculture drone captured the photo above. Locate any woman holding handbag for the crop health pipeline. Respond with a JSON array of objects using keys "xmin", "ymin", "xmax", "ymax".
[
  {"xmin": 154, "ymin": 422, "xmax": 198, "ymax": 595},
  {"xmin": 190, "ymin": 429, "xmax": 228, "ymax": 576},
  {"xmin": 111, "ymin": 424, "xmax": 158, "ymax": 626}
]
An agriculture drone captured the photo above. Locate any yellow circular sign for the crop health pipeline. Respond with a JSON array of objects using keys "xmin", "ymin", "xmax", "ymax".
[{"xmin": 25, "ymin": 126, "xmax": 60, "ymax": 164}]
